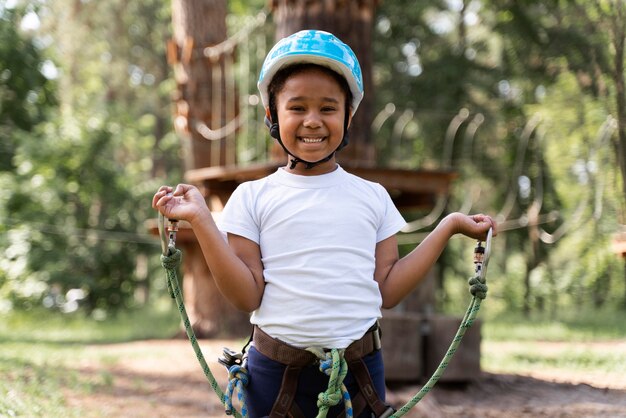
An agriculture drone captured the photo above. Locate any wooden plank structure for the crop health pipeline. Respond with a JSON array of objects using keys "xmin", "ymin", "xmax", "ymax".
[{"xmin": 184, "ymin": 161, "xmax": 456, "ymax": 211}]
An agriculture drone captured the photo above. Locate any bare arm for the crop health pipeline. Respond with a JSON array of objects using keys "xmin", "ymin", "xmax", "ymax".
[
  {"xmin": 375, "ymin": 212, "xmax": 496, "ymax": 309},
  {"xmin": 153, "ymin": 184, "xmax": 264, "ymax": 312}
]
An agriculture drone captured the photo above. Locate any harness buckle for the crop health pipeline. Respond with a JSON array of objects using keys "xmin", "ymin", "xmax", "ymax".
[
  {"xmin": 373, "ymin": 326, "xmax": 382, "ymax": 351},
  {"xmin": 377, "ymin": 406, "xmax": 396, "ymax": 418}
]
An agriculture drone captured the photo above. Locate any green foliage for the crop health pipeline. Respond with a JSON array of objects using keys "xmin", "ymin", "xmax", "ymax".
[
  {"xmin": 0, "ymin": 4, "xmax": 56, "ymax": 171},
  {"xmin": 381, "ymin": 0, "xmax": 626, "ymax": 314},
  {"xmin": 1, "ymin": 0, "xmax": 624, "ymax": 318},
  {"xmin": 0, "ymin": 0, "xmax": 181, "ymax": 314},
  {"xmin": 1, "ymin": 116, "xmax": 165, "ymax": 312}
]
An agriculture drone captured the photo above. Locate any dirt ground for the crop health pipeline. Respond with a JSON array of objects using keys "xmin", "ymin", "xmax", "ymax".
[{"xmin": 65, "ymin": 339, "xmax": 626, "ymax": 418}]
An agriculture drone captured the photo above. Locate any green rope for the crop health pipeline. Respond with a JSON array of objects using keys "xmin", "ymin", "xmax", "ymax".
[
  {"xmin": 307, "ymin": 348, "xmax": 354, "ymax": 418},
  {"xmin": 159, "ymin": 211, "xmax": 492, "ymax": 418},
  {"xmin": 161, "ymin": 245, "xmax": 246, "ymax": 418},
  {"xmin": 390, "ymin": 273, "xmax": 487, "ymax": 418}
]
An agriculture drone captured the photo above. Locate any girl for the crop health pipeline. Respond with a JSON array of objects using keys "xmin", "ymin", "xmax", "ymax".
[{"xmin": 153, "ymin": 29, "xmax": 496, "ymax": 418}]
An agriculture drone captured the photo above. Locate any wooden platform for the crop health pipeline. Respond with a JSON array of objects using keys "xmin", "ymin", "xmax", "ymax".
[{"xmin": 184, "ymin": 161, "xmax": 457, "ymax": 211}]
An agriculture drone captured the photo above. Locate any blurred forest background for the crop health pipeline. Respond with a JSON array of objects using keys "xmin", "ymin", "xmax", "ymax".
[{"xmin": 1, "ymin": 0, "xmax": 625, "ymax": 323}]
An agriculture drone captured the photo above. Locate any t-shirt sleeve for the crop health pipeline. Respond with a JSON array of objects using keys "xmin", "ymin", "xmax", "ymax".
[
  {"xmin": 217, "ymin": 183, "xmax": 260, "ymax": 244},
  {"xmin": 376, "ymin": 184, "xmax": 407, "ymax": 242}
]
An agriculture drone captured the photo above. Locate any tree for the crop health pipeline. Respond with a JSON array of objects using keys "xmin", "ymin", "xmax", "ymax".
[
  {"xmin": 0, "ymin": 4, "xmax": 55, "ymax": 171},
  {"xmin": 488, "ymin": 0, "xmax": 626, "ymax": 308},
  {"xmin": 169, "ymin": 0, "xmax": 250, "ymax": 337},
  {"xmin": 1, "ymin": 0, "xmax": 179, "ymax": 313}
]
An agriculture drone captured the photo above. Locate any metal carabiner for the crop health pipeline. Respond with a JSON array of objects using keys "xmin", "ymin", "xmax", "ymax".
[
  {"xmin": 158, "ymin": 211, "xmax": 179, "ymax": 256},
  {"xmin": 473, "ymin": 227, "xmax": 493, "ymax": 281}
]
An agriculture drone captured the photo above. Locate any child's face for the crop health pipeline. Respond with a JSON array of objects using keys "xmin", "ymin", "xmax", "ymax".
[{"xmin": 273, "ymin": 67, "xmax": 350, "ymax": 175}]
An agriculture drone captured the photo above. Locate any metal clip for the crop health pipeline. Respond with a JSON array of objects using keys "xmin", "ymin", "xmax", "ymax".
[
  {"xmin": 218, "ymin": 347, "xmax": 243, "ymax": 370},
  {"xmin": 473, "ymin": 227, "xmax": 492, "ymax": 281},
  {"xmin": 168, "ymin": 219, "xmax": 179, "ymax": 249},
  {"xmin": 158, "ymin": 211, "xmax": 179, "ymax": 256}
]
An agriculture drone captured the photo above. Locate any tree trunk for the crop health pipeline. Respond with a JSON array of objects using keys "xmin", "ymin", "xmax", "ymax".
[
  {"xmin": 170, "ymin": 0, "xmax": 249, "ymax": 338},
  {"xmin": 270, "ymin": 0, "xmax": 379, "ymax": 166},
  {"xmin": 171, "ymin": 0, "xmax": 231, "ymax": 171}
]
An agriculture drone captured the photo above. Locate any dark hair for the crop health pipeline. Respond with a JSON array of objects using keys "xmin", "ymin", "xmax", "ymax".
[{"xmin": 267, "ymin": 63, "xmax": 353, "ymax": 119}]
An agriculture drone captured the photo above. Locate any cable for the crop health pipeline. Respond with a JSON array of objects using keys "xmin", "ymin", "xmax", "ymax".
[{"xmin": 1, "ymin": 217, "xmax": 159, "ymax": 246}]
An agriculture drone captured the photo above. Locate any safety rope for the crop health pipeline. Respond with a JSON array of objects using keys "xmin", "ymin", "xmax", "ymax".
[
  {"xmin": 306, "ymin": 348, "xmax": 354, "ymax": 418},
  {"xmin": 160, "ymin": 244, "xmax": 247, "ymax": 418},
  {"xmin": 158, "ymin": 212, "xmax": 492, "ymax": 417},
  {"xmin": 390, "ymin": 227, "xmax": 492, "ymax": 417},
  {"xmin": 159, "ymin": 214, "xmax": 248, "ymax": 416},
  {"xmin": 390, "ymin": 275, "xmax": 487, "ymax": 417}
]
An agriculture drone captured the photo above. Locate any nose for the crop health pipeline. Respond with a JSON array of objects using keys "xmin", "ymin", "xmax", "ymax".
[{"xmin": 303, "ymin": 111, "xmax": 322, "ymax": 128}]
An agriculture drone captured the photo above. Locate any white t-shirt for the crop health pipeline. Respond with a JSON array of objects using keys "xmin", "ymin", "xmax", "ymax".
[{"xmin": 219, "ymin": 165, "xmax": 406, "ymax": 348}]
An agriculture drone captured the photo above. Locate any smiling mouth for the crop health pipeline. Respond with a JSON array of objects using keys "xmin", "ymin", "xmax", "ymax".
[{"xmin": 299, "ymin": 137, "xmax": 325, "ymax": 143}]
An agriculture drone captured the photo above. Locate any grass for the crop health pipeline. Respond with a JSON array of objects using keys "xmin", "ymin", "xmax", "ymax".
[
  {"xmin": 0, "ymin": 302, "xmax": 181, "ymax": 344},
  {"xmin": 482, "ymin": 309, "xmax": 626, "ymax": 342},
  {"xmin": 480, "ymin": 309, "xmax": 626, "ymax": 379},
  {"xmin": 0, "ymin": 303, "xmax": 181, "ymax": 417},
  {"xmin": 1, "ymin": 305, "xmax": 625, "ymax": 416}
]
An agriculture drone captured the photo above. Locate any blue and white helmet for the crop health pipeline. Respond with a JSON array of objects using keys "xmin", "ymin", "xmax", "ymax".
[{"xmin": 257, "ymin": 30, "xmax": 364, "ymax": 115}]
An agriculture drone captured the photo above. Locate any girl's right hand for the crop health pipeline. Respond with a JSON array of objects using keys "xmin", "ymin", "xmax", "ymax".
[{"xmin": 152, "ymin": 184, "xmax": 210, "ymax": 225}]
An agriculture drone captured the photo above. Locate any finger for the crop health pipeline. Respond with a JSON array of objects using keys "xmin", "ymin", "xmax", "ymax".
[
  {"xmin": 154, "ymin": 193, "xmax": 175, "ymax": 211},
  {"xmin": 470, "ymin": 214, "xmax": 492, "ymax": 240},
  {"xmin": 152, "ymin": 187, "xmax": 172, "ymax": 208},
  {"xmin": 173, "ymin": 183, "xmax": 189, "ymax": 197},
  {"xmin": 474, "ymin": 214, "xmax": 491, "ymax": 224},
  {"xmin": 489, "ymin": 218, "xmax": 498, "ymax": 236},
  {"xmin": 152, "ymin": 192, "xmax": 163, "ymax": 209}
]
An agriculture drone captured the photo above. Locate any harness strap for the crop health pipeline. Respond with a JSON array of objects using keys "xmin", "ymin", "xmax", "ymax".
[
  {"xmin": 347, "ymin": 358, "xmax": 393, "ymax": 417},
  {"xmin": 253, "ymin": 327, "xmax": 317, "ymax": 366},
  {"xmin": 269, "ymin": 365, "xmax": 303, "ymax": 418},
  {"xmin": 253, "ymin": 325, "xmax": 392, "ymax": 418}
]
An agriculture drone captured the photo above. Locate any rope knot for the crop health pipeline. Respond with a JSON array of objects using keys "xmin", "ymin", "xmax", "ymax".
[
  {"xmin": 224, "ymin": 364, "xmax": 249, "ymax": 416},
  {"xmin": 160, "ymin": 247, "xmax": 182, "ymax": 269},
  {"xmin": 468, "ymin": 275, "xmax": 488, "ymax": 299},
  {"xmin": 228, "ymin": 364, "xmax": 250, "ymax": 386},
  {"xmin": 305, "ymin": 348, "xmax": 353, "ymax": 418}
]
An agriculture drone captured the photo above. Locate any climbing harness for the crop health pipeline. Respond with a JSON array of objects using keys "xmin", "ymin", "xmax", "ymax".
[
  {"xmin": 251, "ymin": 324, "xmax": 392, "ymax": 418},
  {"xmin": 158, "ymin": 210, "xmax": 493, "ymax": 417}
]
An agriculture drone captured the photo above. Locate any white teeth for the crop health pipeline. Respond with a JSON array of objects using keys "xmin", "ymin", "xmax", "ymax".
[{"xmin": 301, "ymin": 137, "xmax": 324, "ymax": 143}]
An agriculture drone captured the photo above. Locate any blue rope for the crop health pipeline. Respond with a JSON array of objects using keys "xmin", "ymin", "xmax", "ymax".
[{"xmin": 224, "ymin": 364, "xmax": 249, "ymax": 416}]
